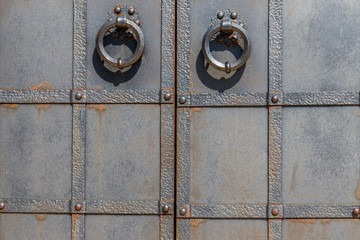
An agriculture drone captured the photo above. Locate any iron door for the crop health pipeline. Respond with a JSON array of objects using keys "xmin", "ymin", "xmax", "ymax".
[
  {"xmin": 0, "ymin": 0, "xmax": 175, "ymax": 239},
  {"xmin": 176, "ymin": 0, "xmax": 360, "ymax": 239}
]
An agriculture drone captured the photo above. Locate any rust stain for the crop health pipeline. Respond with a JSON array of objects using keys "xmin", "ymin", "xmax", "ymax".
[
  {"xmin": 189, "ymin": 108, "xmax": 202, "ymax": 119},
  {"xmin": 290, "ymin": 219, "xmax": 317, "ymax": 224},
  {"xmin": 85, "ymin": 70, "xmax": 91, "ymax": 77},
  {"xmin": 189, "ymin": 219, "xmax": 206, "ymax": 227},
  {"xmin": 34, "ymin": 214, "xmax": 47, "ymax": 222},
  {"xmin": 2, "ymin": 103, "xmax": 18, "ymax": 109},
  {"xmin": 356, "ymin": 178, "xmax": 360, "ymax": 200},
  {"xmin": 289, "ymin": 162, "xmax": 298, "ymax": 192},
  {"xmin": 357, "ymin": 110, "xmax": 360, "ymax": 117},
  {"xmin": 29, "ymin": 81, "xmax": 52, "ymax": 90},
  {"xmin": 320, "ymin": 219, "xmax": 331, "ymax": 224},
  {"xmin": 87, "ymin": 104, "xmax": 106, "ymax": 112},
  {"xmin": 74, "ymin": 86, "xmax": 85, "ymax": 91}
]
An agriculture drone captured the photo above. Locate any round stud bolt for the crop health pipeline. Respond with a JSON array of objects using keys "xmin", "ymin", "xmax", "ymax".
[
  {"xmin": 0, "ymin": 201, "xmax": 5, "ymax": 210},
  {"xmin": 353, "ymin": 208, "xmax": 360, "ymax": 216},
  {"xmin": 75, "ymin": 92, "xmax": 83, "ymax": 100},
  {"xmin": 114, "ymin": 6, "xmax": 121, "ymax": 14},
  {"xmin": 134, "ymin": 19, "xmax": 141, "ymax": 26},
  {"xmin": 128, "ymin": 6, "xmax": 135, "ymax": 15},
  {"xmin": 179, "ymin": 208, "xmax": 187, "ymax": 216},
  {"xmin": 74, "ymin": 203, "xmax": 82, "ymax": 211},
  {"xmin": 231, "ymin": 34, "xmax": 238, "ymax": 43},
  {"xmin": 230, "ymin": 11, "xmax": 237, "ymax": 20},
  {"xmin": 271, "ymin": 95, "xmax": 279, "ymax": 103},
  {"xmin": 162, "ymin": 205, "xmax": 170, "ymax": 213},
  {"xmin": 271, "ymin": 208, "xmax": 279, "ymax": 216},
  {"xmin": 179, "ymin": 96, "xmax": 186, "ymax": 104},
  {"xmin": 164, "ymin": 93, "xmax": 171, "ymax": 101},
  {"xmin": 217, "ymin": 11, "xmax": 224, "ymax": 20}
]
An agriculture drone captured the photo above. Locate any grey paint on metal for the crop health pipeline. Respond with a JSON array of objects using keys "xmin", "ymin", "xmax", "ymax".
[
  {"xmin": 189, "ymin": 108, "xmax": 268, "ymax": 204},
  {"xmin": 86, "ymin": 90, "xmax": 162, "ymax": 103},
  {"xmin": 72, "ymin": 214, "xmax": 85, "ymax": 240},
  {"xmin": 85, "ymin": 104, "xmax": 160, "ymax": 201},
  {"xmin": 0, "ymin": 199, "xmax": 69, "ymax": 213},
  {"xmin": 191, "ymin": 204, "xmax": 267, "ymax": 218},
  {"xmin": 283, "ymin": 219, "xmax": 360, "ymax": 240},
  {"xmin": 189, "ymin": 219, "xmax": 268, "ymax": 240},
  {"xmin": 189, "ymin": 93, "xmax": 268, "ymax": 106},
  {"xmin": 282, "ymin": 0, "xmax": 360, "ymax": 92},
  {"xmin": 160, "ymin": 215, "xmax": 174, "ymax": 240},
  {"xmin": 0, "ymin": 90, "xmax": 72, "ymax": 103},
  {"xmin": 0, "ymin": 105, "xmax": 72, "ymax": 199},
  {"xmin": 86, "ymin": 200, "xmax": 159, "ymax": 214},
  {"xmin": 283, "ymin": 92, "xmax": 359, "ymax": 106},
  {"xmin": 0, "ymin": 214, "xmax": 71, "ymax": 240},
  {"xmin": 189, "ymin": 0, "xmax": 268, "ymax": 94},
  {"xmin": 86, "ymin": 0, "xmax": 161, "ymax": 90},
  {"xmin": 284, "ymin": 205, "xmax": 360, "ymax": 219},
  {"xmin": 0, "ymin": 0, "xmax": 73, "ymax": 89},
  {"xmin": 177, "ymin": 219, "xmax": 190, "ymax": 240},
  {"xmin": 282, "ymin": 107, "xmax": 360, "ymax": 205},
  {"xmin": 269, "ymin": 219, "xmax": 282, "ymax": 240},
  {"xmin": 85, "ymin": 215, "xmax": 160, "ymax": 240}
]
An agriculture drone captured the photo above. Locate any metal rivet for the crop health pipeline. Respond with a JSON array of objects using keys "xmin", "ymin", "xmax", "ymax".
[
  {"xmin": 230, "ymin": 11, "xmax": 237, "ymax": 19},
  {"xmin": 128, "ymin": 7, "xmax": 135, "ymax": 15},
  {"xmin": 271, "ymin": 95, "xmax": 279, "ymax": 103},
  {"xmin": 0, "ymin": 201, "xmax": 5, "ymax": 210},
  {"xmin": 271, "ymin": 208, "xmax": 279, "ymax": 216},
  {"xmin": 353, "ymin": 208, "xmax": 360, "ymax": 215},
  {"xmin": 114, "ymin": 6, "xmax": 121, "ymax": 14},
  {"xmin": 74, "ymin": 203, "xmax": 82, "ymax": 211},
  {"xmin": 164, "ymin": 93, "xmax": 171, "ymax": 101},
  {"xmin": 179, "ymin": 208, "xmax": 187, "ymax": 216},
  {"xmin": 179, "ymin": 96, "xmax": 186, "ymax": 104},
  {"xmin": 75, "ymin": 92, "xmax": 83, "ymax": 100},
  {"xmin": 231, "ymin": 35, "xmax": 238, "ymax": 42},
  {"xmin": 240, "ymin": 23, "xmax": 245, "ymax": 28},
  {"xmin": 162, "ymin": 205, "xmax": 170, "ymax": 213},
  {"xmin": 217, "ymin": 11, "xmax": 224, "ymax": 19},
  {"xmin": 134, "ymin": 19, "xmax": 141, "ymax": 26}
]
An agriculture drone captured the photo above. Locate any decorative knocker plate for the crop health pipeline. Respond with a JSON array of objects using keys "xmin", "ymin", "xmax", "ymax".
[
  {"xmin": 202, "ymin": 10, "xmax": 251, "ymax": 73},
  {"xmin": 96, "ymin": 5, "xmax": 144, "ymax": 70}
]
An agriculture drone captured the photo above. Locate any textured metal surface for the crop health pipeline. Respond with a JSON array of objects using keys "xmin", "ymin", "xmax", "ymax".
[
  {"xmin": 0, "ymin": 214, "xmax": 71, "ymax": 240},
  {"xmin": 191, "ymin": 204, "xmax": 267, "ymax": 218},
  {"xmin": 188, "ymin": 219, "xmax": 268, "ymax": 240},
  {"xmin": 189, "ymin": 92, "xmax": 267, "ymax": 106},
  {"xmin": 283, "ymin": 219, "xmax": 360, "ymax": 240},
  {"xmin": 282, "ymin": 0, "xmax": 360, "ymax": 92},
  {"xmin": 85, "ymin": 215, "xmax": 160, "ymax": 240},
  {"xmin": 283, "ymin": 92, "xmax": 359, "ymax": 106},
  {"xmin": 269, "ymin": 219, "xmax": 282, "ymax": 240},
  {"xmin": 86, "ymin": 200, "xmax": 159, "ymax": 214},
  {"xmin": 0, "ymin": 199, "xmax": 69, "ymax": 213},
  {"xmin": 0, "ymin": 90, "xmax": 71, "ymax": 103},
  {"xmin": 86, "ymin": 90, "xmax": 162, "ymax": 103}
]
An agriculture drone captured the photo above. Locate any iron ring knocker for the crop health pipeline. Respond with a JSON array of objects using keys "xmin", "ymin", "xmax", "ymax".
[
  {"xmin": 202, "ymin": 20, "xmax": 251, "ymax": 74},
  {"xmin": 96, "ymin": 15, "xmax": 145, "ymax": 69}
]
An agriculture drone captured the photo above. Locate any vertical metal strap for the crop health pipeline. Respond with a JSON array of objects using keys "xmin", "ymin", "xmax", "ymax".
[
  {"xmin": 268, "ymin": 0, "xmax": 283, "ymax": 239},
  {"xmin": 72, "ymin": 0, "xmax": 87, "ymax": 239}
]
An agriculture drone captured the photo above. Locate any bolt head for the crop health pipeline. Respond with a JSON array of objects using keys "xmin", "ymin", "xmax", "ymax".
[
  {"xmin": 230, "ymin": 11, "xmax": 238, "ymax": 19},
  {"xmin": 74, "ymin": 203, "xmax": 82, "ymax": 211},
  {"xmin": 271, "ymin": 208, "xmax": 279, "ymax": 216},
  {"xmin": 179, "ymin": 96, "xmax": 186, "ymax": 104},
  {"xmin": 128, "ymin": 7, "xmax": 135, "ymax": 15},
  {"xmin": 271, "ymin": 95, "xmax": 279, "ymax": 103},
  {"xmin": 75, "ymin": 92, "xmax": 83, "ymax": 100},
  {"xmin": 231, "ymin": 34, "xmax": 238, "ymax": 42},
  {"xmin": 134, "ymin": 19, "xmax": 141, "ymax": 26},
  {"xmin": 353, "ymin": 208, "xmax": 360, "ymax": 215},
  {"xmin": 114, "ymin": 6, "xmax": 121, "ymax": 14},
  {"xmin": 164, "ymin": 93, "xmax": 171, "ymax": 101},
  {"xmin": 162, "ymin": 205, "xmax": 170, "ymax": 213},
  {"xmin": 217, "ymin": 11, "xmax": 224, "ymax": 19},
  {"xmin": 179, "ymin": 208, "xmax": 187, "ymax": 216},
  {"xmin": 0, "ymin": 201, "xmax": 5, "ymax": 210}
]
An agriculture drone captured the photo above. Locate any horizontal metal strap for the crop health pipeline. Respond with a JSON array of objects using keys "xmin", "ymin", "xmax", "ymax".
[
  {"xmin": 0, "ymin": 199, "xmax": 160, "ymax": 215},
  {"xmin": 0, "ymin": 90, "xmax": 172, "ymax": 104},
  {"xmin": 177, "ymin": 204, "xmax": 360, "ymax": 219}
]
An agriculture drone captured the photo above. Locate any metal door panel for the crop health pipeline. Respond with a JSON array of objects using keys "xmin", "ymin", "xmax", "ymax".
[
  {"xmin": 189, "ymin": 108, "xmax": 268, "ymax": 204},
  {"xmin": 86, "ymin": 0, "xmax": 161, "ymax": 90},
  {"xmin": 85, "ymin": 215, "xmax": 160, "ymax": 240},
  {"xmin": 188, "ymin": 0, "xmax": 268, "ymax": 93},
  {"xmin": 282, "ymin": 0, "xmax": 360, "ymax": 92},
  {"xmin": 0, "ymin": 105, "xmax": 72, "ymax": 200},
  {"xmin": 0, "ymin": 214, "xmax": 71, "ymax": 240},
  {"xmin": 283, "ymin": 219, "xmax": 360, "ymax": 240},
  {"xmin": 85, "ymin": 104, "xmax": 160, "ymax": 201},
  {"xmin": 0, "ymin": 0, "xmax": 73, "ymax": 89},
  {"xmin": 283, "ymin": 107, "xmax": 360, "ymax": 204}
]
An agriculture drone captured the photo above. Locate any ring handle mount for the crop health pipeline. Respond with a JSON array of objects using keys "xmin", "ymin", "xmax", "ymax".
[
  {"xmin": 96, "ymin": 5, "xmax": 144, "ymax": 70},
  {"xmin": 202, "ymin": 10, "xmax": 251, "ymax": 74}
]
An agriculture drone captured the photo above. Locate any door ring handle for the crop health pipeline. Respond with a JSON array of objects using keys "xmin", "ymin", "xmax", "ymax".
[
  {"xmin": 202, "ymin": 20, "xmax": 251, "ymax": 74},
  {"xmin": 96, "ymin": 15, "xmax": 145, "ymax": 69}
]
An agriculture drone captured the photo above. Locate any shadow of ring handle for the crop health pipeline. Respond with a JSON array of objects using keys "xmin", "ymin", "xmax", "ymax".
[
  {"xmin": 202, "ymin": 20, "xmax": 251, "ymax": 73},
  {"xmin": 96, "ymin": 15, "xmax": 145, "ymax": 69}
]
